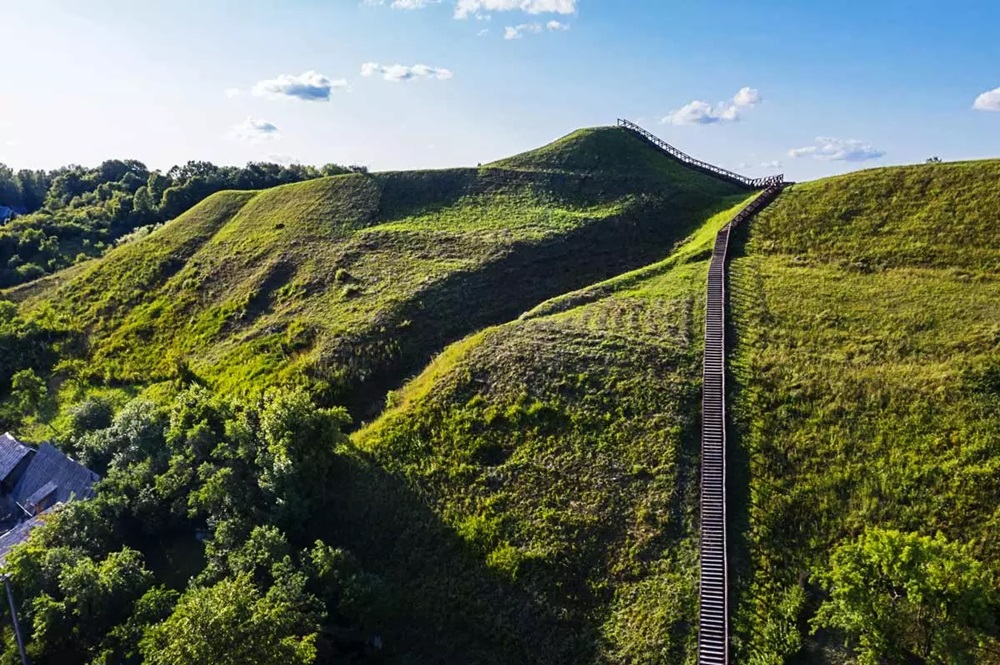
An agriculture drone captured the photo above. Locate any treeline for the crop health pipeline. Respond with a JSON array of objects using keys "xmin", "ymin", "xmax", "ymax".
[{"xmin": 0, "ymin": 159, "xmax": 356, "ymax": 287}]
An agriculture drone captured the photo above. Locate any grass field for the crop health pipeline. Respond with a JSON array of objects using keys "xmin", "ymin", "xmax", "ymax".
[
  {"xmin": 12, "ymin": 124, "xmax": 1000, "ymax": 663},
  {"xmin": 728, "ymin": 160, "xmax": 1000, "ymax": 662}
]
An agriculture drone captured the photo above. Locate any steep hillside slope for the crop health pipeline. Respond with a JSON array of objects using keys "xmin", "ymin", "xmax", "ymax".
[
  {"xmin": 728, "ymin": 160, "xmax": 1000, "ymax": 661},
  {"xmin": 332, "ymin": 199, "xmax": 753, "ymax": 664},
  {"xmin": 14, "ymin": 127, "xmax": 745, "ymax": 420}
]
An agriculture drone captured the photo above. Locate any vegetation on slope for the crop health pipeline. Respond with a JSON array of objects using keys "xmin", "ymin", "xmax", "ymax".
[
  {"xmin": 0, "ymin": 160, "xmax": 352, "ymax": 288},
  {"xmin": 0, "ymin": 128, "xmax": 756, "ymax": 663},
  {"xmin": 728, "ymin": 160, "xmax": 1000, "ymax": 663},
  {"xmin": 336, "ymin": 196, "xmax": 753, "ymax": 663},
  {"xmin": 12, "ymin": 127, "xmax": 745, "ymax": 425}
]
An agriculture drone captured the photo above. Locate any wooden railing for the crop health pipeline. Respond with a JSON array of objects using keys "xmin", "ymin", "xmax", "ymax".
[{"xmin": 616, "ymin": 119, "xmax": 784, "ymax": 189}]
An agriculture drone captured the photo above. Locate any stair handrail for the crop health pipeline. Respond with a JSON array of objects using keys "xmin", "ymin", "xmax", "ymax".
[{"xmin": 617, "ymin": 119, "xmax": 784, "ymax": 189}]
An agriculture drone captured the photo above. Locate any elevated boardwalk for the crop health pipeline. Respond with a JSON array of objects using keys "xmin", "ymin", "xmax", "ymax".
[
  {"xmin": 618, "ymin": 119, "xmax": 784, "ymax": 664},
  {"xmin": 617, "ymin": 119, "xmax": 783, "ymax": 189}
]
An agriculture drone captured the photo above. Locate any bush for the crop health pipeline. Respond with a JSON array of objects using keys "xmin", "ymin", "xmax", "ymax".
[{"xmin": 69, "ymin": 396, "xmax": 115, "ymax": 432}]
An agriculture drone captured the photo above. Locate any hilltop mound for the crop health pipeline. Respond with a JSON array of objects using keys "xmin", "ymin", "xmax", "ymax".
[
  {"xmin": 728, "ymin": 159, "xmax": 1000, "ymax": 661},
  {"xmin": 15, "ymin": 127, "xmax": 744, "ymax": 420}
]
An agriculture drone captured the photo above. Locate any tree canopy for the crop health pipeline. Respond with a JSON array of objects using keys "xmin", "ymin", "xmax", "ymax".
[{"xmin": 813, "ymin": 528, "xmax": 997, "ymax": 665}]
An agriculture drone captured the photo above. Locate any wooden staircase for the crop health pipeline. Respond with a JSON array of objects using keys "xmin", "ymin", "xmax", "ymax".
[
  {"xmin": 618, "ymin": 117, "xmax": 786, "ymax": 665},
  {"xmin": 698, "ymin": 183, "xmax": 783, "ymax": 664}
]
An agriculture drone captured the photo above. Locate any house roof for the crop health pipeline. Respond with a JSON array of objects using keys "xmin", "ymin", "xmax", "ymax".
[
  {"xmin": 11, "ymin": 443, "xmax": 100, "ymax": 510},
  {"xmin": 0, "ymin": 512, "xmax": 48, "ymax": 566},
  {"xmin": 24, "ymin": 481, "xmax": 58, "ymax": 512},
  {"xmin": 0, "ymin": 433, "xmax": 34, "ymax": 483}
]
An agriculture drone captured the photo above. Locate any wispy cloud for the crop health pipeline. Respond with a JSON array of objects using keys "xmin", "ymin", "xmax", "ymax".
[
  {"xmin": 361, "ymin": 62, "xmax": 453, "ymax": 82},
  {"xmin": 663, "ymin": 87, "xmax": 761, "ymax": 125},
  {"xmin": 973, "ymin": 87, "xmax": 1000, "ymax": 112},
  {"xmin": 504, "ymin": 19, "xmax": 569, "ymax": 39},
  {"xmin": 788, "ymin": 137, "xmax": 884, "ymax": 162},
  {"xmin": 251, "ymin": 71, "xmax": 348, "ymax": 102},
  {"xmin": 230, "ymin": 117, "xmax": 281, "ymax": 142},
  {"xmin": 455, "ymin": 0, "xmax": 577, "ymax": 19},
  {"xmin": 225, "ymin": 88, "xmax": 241, "ymax": 98},
  {"xmin": 363, "ymin": 0, "xmax": 443, "ymax": 8}
]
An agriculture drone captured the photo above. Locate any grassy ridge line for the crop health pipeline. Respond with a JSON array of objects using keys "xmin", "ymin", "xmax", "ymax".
[
  {"xmin": 521, "ymin": 193, "xmax": 756, "ymax": 320},
  {"xmin": 727, "ymin": 161, "xmax": 1000, "ymax": 662}
]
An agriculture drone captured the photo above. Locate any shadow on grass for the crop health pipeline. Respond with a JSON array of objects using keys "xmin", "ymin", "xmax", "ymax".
[
  {"xmin": 315, "ymin": 446, "xmax": 604, "ymax": 664},
  {"xmin": 325, "ymin": 194, "xmax": 749, "ymax": 425},
  {"xmin": 722, "ymin": 219, "xmax": 761, "ymax": 655}
]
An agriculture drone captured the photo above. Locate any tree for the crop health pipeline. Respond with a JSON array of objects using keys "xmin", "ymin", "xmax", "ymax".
[
  {"xmin": 139, "ymin": 574, "xmax": 320, "ymax": 665},
  {"xmin": 4, "ymin": 545, "xmax": 156, "ymax": 663},
  {"xmin": 10, "ymin": 368, "xmax": 46, "ymax": 421},
  {"xmin": 257, "ymin": 389, "xmax": 351, "ymax": 531},
  {"xmin": 813, "ymin": 528, "xmax": 997, "ymax": 664}
]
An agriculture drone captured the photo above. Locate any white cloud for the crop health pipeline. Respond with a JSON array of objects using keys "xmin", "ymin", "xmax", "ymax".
[
  {"xmin": 478, "ymin": 27, "xmax": 491, "ymax": 35},
  {"xmin": 504, "ymin": 19, "xmax": 568, "ymax": 38},
  {"xmin": 230, "ymin": 117, "xmax": 281, "ymax": 142},
  {"xmin": 504, "ymin": 23, "xmax": 541, "ymax": 38},
  {"xmin": 361, "ymin": 62, "xmax": 453, "ymax": 82},
  {"xmin": 365, "ymin": 0, "xmax": 443, "ymax": 8},
  {"xmin": 266, "ymin": 154, "xmax": 300, "ymax": 165},
  {"xmin": 251, "ymin": 71, "xmax": 348, "ymax": 102},
  {"xmin": 760, "ymin": 160, "xmax": 782, "ymax": 169},
  {"xmin": 455, "ymin": 0, "xmax": 576, "ymax": 19},
  {"xmin": 225, "ymin": 88, "xmax": 241, "ymax": 98},
  {"xmin": 390, "ymin": 0, "xmax": 441, "ymax": 7},
  {"xmin": 973, "ymin": 87, "xmax": 1000, "ymax": 112},
  {"xmin": 733, "ymin": 86, "xmax": 760, "ymax": 107},
  {"xmin": 788, "ymin": 137, "xmax": 884, "ymax": 162},
  {"xmin": 663, "ymin": 87, "xmax": 761, "ymax": 125}
]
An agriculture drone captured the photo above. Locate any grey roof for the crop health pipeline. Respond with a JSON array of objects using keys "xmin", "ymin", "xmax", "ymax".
[
  {"xmin": 24, "ymin": 481, "xmax": 58, "ymax": 512},
  {"xmin": 11, "ymin": 443, "xmax": 100, "ymax": 509},
  {"xmin": 0, "ymin": 513, "xmax": 47, "ymax": 566},
  {"xmin": 0, "ymin": 433, "xmax": 34, "ymax": 483}
]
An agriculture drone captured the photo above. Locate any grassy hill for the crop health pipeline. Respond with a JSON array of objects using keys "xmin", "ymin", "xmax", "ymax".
[
  {"xmin": 728, "ymin": 160, "xmax": 1000, "ymax": 662},
  {"xmin": 7, "ymin": 125, "xmax": 999, "ymax": 663},
  {"xmin": 334, "ymin": 197, "xmax": 752, "ymax": 663},
  {"xmin": 12, "ymin": 127, "xmax": 744, "ymax": 424}
]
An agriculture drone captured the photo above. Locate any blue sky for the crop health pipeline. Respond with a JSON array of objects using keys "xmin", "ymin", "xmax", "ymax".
[{"xmin": 1, "ymin": 0, "xmax": 998, "ymax": 182}]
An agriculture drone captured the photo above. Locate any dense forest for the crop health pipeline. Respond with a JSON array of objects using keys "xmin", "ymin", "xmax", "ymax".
[{"xmin": 0, "ymin": 160, "xmax": 356, "ymax": 288}]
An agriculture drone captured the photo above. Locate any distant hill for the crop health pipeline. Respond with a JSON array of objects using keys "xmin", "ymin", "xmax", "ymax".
[{"xmin": 13, "ymin": 127, "xmax": 744, "ymax": 421}]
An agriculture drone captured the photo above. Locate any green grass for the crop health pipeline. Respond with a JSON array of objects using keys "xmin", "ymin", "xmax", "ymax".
[
  {"xmin": 329, "ymin": 188, "xmax": 763, "ymax": 662},
  {"xmin": 728, "ymin": 160, "xmax": 1000, "ymax": 663},
  {"xmin": 18, "ymin": 127, "xmax": 743, "ymax": 424}
]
